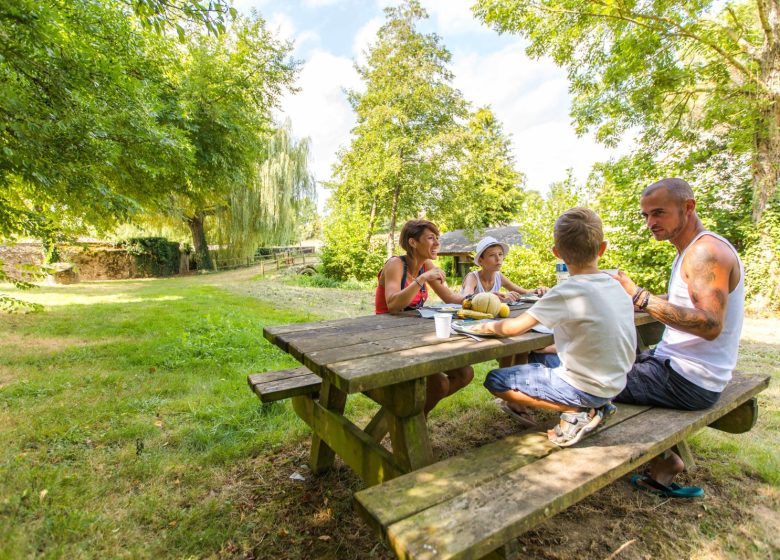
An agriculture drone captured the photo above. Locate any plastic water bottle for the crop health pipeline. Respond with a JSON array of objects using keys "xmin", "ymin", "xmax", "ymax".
[{"xmin": 555, "ymin": 259, "xmax": 569, "ymax": 284}]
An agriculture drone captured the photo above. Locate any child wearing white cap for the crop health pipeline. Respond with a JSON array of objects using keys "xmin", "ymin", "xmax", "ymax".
[{"xmin": 461, "ymin": 235, "xmax": 548, "ymax": 302}]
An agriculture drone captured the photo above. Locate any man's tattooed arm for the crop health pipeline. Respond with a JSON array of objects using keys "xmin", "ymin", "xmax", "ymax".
[{"xmin": 645, "ymin": 238, "xmax": 733, "ymax": 341}]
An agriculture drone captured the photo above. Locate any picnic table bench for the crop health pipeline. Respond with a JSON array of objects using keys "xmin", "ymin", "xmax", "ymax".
[{"xmin": 353, "ymin": 372, "xmax": 768, "ymax": 560}]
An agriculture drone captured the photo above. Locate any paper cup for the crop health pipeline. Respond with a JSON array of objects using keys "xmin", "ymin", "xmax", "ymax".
[{"xmin": 434, "ymin": 313, "xmax": 452, "ymax": 338}]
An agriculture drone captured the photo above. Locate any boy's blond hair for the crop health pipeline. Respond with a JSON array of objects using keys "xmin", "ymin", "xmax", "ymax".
[{"xmin": 554, "ymin": 207, "xmax": 603, "ymax": 267}]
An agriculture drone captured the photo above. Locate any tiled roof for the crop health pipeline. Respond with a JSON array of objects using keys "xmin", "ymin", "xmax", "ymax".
[{"xmin": 439, "ymin": 226, "xmax": 524, "ymax": 255}]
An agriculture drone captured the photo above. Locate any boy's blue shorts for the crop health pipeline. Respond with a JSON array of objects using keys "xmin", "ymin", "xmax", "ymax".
[{"xmin": 484, "ymin": 362, "xmax": 611, "ymax": 409}]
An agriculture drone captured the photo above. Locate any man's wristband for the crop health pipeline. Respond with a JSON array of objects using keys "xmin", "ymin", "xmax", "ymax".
[
  {"xmin": 632, "ymin": 287, "xmax": 644, "ymax": 305},
  {"xmin": 638, "ymin": 290, "xmax": 651, "ymax": 310}
]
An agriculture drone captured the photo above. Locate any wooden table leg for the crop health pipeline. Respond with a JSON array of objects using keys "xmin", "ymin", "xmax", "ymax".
[
  {"xmin": 310, "ymin": 380, "xmax": 347, "ymax": 474},
  {"xmin": 366, "ymin": 377, "xmax": 433, "ymax": 472}
]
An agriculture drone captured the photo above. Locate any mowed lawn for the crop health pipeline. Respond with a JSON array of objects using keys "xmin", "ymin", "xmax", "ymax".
[{"xmin": 1, "ymin": 269, "xmax": 779, "ymax": 559}]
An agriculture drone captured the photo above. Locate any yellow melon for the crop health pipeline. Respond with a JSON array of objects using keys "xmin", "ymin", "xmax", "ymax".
[
  {"xmin": 470, "ymin": 292, "xmax": 502, "ymax": 317},
  {"xmin": 498, "ymin": 303, "xmax": 510, "ymax": 318}
]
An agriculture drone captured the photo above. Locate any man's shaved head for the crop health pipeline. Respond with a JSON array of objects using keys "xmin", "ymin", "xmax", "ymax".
[{"xmin": 642, "ymin": 178, "xmax": 694, "ymax": 203}]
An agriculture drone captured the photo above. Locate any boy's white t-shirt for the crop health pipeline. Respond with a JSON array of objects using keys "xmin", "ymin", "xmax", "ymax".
[{"xmin": 526, "ymin": 273, "xmax": 636, "ymax": 398}]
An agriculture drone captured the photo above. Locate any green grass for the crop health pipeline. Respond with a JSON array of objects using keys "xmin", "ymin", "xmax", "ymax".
[
  {"xmin": 0, "ymin": 278, "xmax": 314, "ymax": 558},
  {"xmin": 1, "ymin": 274, "xmax": 778, "ymax": 559}
]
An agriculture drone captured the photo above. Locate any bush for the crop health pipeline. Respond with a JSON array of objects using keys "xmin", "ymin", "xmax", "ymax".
[
  {"xmin": 320, "ymin": 213, "xmax": 386, "ymax": 281},
  {"xmin": 121, "ymin": 237, "xmax": 180, "ymax": 276},
  {"xmin": 282, "ymin": 272, "xmax": 373, "ymax": 291}
]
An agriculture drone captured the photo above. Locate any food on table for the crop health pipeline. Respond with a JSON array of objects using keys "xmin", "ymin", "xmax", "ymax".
[
  {"xmin": 498, "ymin": 303, "xmax": 510, "ymax": 318},
  {"xmin": 456, "ymin": 309, "xmax": 494, "ymax": 320},
  {"xmin": 470, "ymin": 292, "xmax": 502, "ymax": 317}
]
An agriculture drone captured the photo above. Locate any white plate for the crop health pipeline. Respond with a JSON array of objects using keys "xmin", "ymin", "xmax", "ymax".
[
  {"xmin": 427, "ymin": 304, "xmax": 462, "ymax": 313},
  {"xmin": 451, "ymin": 319, "xmax": 500, "ymax": 337}
]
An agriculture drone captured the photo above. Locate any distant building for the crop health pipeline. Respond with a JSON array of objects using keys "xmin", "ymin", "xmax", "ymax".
[{"xmin": 438, "ymin": 226, "xmax": 523, "ymax": 278}]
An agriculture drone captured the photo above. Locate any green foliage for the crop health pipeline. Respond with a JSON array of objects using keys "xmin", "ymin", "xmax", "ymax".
[
  {"xmin": 330, "ymin": 0, "xmax": 468, "ymax": 254},
  {"xmin": 744, "ymin": 204, "xmax": 780, "ymax": 312},
  {"xmin": 282, "ymin": 272, "xmax": 373, "ymax": 291},
  {"xmin": 128, "ymin": 0, "xmax": 237, "ymax": 38},
  {"xmin": 1, "ymin": 0, "xmax": 190, "ymax": 241},
  {"xmin": 474, "ymin": 0, "xmax": 778, "ymax": 222},
  {"xmin": 502, "ymin": 176, "xmax": 583, "ymax": 288},
  {"xmin": 210, "ymin": 122, "xmax": 315, "ymax": 261},
  {"xmin": 121, "ymin": 237, "xmax": 180, "ymax": 277},
  {"xmin": 325, "ymin": 1, "xmax": 526, "ymax": 271},
  {"xmin": 319, "ymin": 210, "xmax": 386, "ymax": 281},
  {"xmin": 436, "ymin": 107, "xmax": 526, "ymax": 231},
  {"xmin": 474, "ymin": 0, "xmax": 780, "ymax": 304}
]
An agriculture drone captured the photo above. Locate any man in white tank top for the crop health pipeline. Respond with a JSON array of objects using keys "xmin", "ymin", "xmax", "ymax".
[{"xmin": 610, "ymin": 178, "xmax": 745, "ymax": 496}]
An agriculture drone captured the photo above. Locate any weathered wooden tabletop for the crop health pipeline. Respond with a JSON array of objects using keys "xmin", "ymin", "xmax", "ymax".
[{"xmin": 264, "ymin": 305, "xmax": 660, "ymax": 393}]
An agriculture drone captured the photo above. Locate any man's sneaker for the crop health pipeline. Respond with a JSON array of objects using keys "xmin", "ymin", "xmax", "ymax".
[{"xmin": 548, "ymin": 409, "xmax": 603, "ymax": 447}]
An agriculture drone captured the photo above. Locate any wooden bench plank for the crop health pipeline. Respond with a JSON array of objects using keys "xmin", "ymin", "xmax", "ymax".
[
  {"xmin": 247, "ymin": 367, "xmax": 322, "ymax": 403},
  {"xmin": 378, "ymin": 373, "xmax": 768, "ymax": 560},
  {"xmin": 354, "ymin": 404, "xmax": 651, "ymax": 535}
]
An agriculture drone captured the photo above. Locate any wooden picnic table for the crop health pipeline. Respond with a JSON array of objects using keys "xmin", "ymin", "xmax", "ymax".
[{"xmin": 263, "ymin": 304, "xmax": 663, "ymax": 486}]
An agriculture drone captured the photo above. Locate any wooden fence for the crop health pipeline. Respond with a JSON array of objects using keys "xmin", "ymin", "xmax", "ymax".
[{"xmin": 213, "ymin": 247, "xmax": 318, "ymax": 275}]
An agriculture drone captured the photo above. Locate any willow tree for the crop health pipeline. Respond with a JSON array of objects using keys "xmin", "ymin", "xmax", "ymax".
[
  {"xmin": 160, "ymin": 15, "xmax": 298, "ymax": 269},
  {"xmin": 211, "ymin": 123, "xmax": 315, "ymax": 261}
]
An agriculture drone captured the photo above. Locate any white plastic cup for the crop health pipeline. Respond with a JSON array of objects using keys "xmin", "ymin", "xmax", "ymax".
[{"xmin": 434, "ymin": 313, "xmax": 452, "ymax": 338}]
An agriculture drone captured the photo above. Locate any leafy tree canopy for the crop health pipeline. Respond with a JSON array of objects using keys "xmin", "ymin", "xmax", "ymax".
[{"xmin": 474, "ymin": 0, "xmax": 780, "ymax": 222}]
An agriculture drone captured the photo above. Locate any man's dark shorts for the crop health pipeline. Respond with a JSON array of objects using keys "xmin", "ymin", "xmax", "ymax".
[{"xmin": 615, "ymin": 351, "xmax": 721, "ymax": 411}]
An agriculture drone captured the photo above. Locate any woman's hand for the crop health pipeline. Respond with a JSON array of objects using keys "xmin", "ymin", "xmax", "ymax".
[
  {"xmin": 498, "ymin": 291, "xmax": 521, "ymax": 302},
  {"xmin": 420, "ymin": 267, "xmax": 446, "ymax": 286},
  {"xmin": 534, "ymin": 286, "xmax": 549, "ymax": 296}
]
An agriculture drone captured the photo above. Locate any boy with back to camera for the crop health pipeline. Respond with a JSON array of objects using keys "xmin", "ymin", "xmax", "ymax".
[{"xmin": 471, "ymin": 207, "xmax": 637, "ymax": 446}]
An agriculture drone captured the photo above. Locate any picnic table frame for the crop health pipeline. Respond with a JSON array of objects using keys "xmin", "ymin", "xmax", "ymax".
[{"xmin": 263, "ymin": 305, "xmax": 663, "ymax": 486}]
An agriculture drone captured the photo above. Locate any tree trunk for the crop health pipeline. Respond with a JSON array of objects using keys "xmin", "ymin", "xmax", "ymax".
[
  {"xmin": 187, "ymin": 213, "xmax": 214, "ymax": 271},
  {"xmin": 365, "ymin": 196, "xmax": 377, "ymax": 252},
  {"xmin": 753, "ymin": 4, "xmax": 780, "ymax": 222},
  {"xmin": 387, "ymin": 182, "xmax": 401, "ymax": 258}
]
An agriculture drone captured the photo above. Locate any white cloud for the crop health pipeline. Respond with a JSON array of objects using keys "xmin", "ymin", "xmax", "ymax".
[
  {"xmin": 423, "ymin": 0, "xmax": 488, "ymax": 36},
  {"xmin": 450, "ymin": 43, "xmax": 627, "ymax": 191},
  {"xmin": 231, "ymin": 0, "xmax": 271, "ymax": 15},
  {"xmin": 352, "ymin": 17, "xmax": 382, "ymax": 66},
  {"xmin": 303, "ymin": 0, "xmax": 348, "ymax": 6},
  {"xmin": 277, "ymin": 49, "xmax": 362, "ymax": 210},
  {"xmin": 266, "ymin": 12, "xmax": 297, "ymax": 42}
]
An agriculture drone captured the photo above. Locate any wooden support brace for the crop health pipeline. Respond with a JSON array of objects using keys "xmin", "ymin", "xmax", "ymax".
[
  {"xmin": 708, "ymin": 397, "xmax": 758, "ymax": 433},
  {"xmin": 291, "ymin": 395, "xmax": 403, "ymax": 486},
  {"xmin": 672, "ymin": 440, "xmax": 696, "ymax": 472},
  {"xmin": 365, "ymin": 407, "xmax": 389, "ymax": 443}
]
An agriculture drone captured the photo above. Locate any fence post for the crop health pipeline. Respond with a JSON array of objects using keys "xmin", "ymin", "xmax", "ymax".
[{"xmin": 260, "ymin": 260, "xmax": 264, "ymax": 276}]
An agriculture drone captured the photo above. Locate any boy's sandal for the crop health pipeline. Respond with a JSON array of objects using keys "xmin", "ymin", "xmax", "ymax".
[
  {"xmin": 548, "ymin": 410, "xmax": 602, "ymax": 447},
  {"xmin": 495, "ymin": 399, "xmax": 537, "ymax": 428},
  {"xmin": 630, "ymin": 474, "xmax": 704, "ymax": 498}
]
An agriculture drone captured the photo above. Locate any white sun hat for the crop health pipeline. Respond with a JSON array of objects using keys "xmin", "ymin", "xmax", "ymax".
[{"xmin": 474, "ymin": 236, "xmax": 510, "ymax": 264}]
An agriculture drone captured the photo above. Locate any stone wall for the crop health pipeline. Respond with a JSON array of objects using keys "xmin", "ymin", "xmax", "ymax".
[
  {"xmin": 60, "ymin": 245, "xmax": 142, "ymax": 280},
  {"xmin": 1, "ymin": 242, "xmax": 184, "ymax": 281},
  {"xmin": 0, "ymin": 242, "xmax": 44, "ymax": 280}
]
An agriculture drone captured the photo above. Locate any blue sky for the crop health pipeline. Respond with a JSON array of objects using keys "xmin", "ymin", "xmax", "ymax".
[{"xmin": 233, "ymin": 0, "xmax": 632, "ymax": 210}]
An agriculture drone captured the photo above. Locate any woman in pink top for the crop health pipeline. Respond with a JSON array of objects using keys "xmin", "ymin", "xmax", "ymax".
[{"xmin": 375, "ymin": 219, "xmax": 473, "ymax": 413}]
